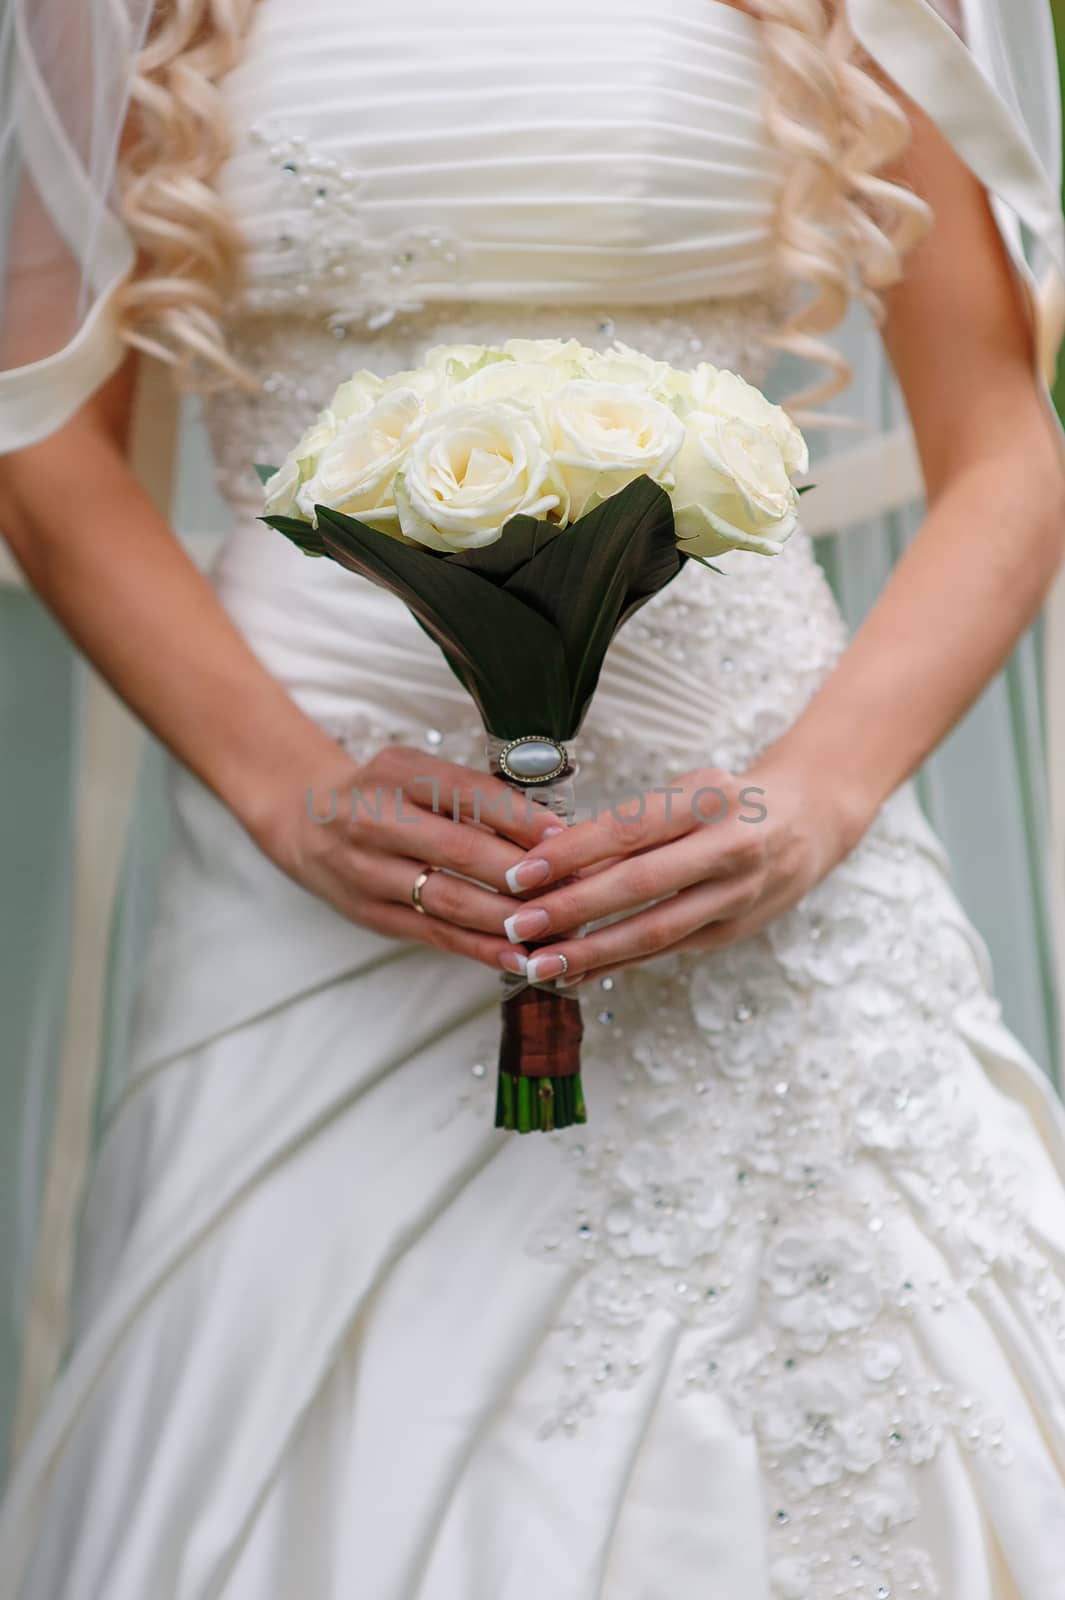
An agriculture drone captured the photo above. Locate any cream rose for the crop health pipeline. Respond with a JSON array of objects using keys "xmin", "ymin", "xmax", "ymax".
[
  {"xmin": 262, "ymin": 407, "xmax": 338, "ymax": 518},
  {"xmin": 332, "ymin": 365, "xmax": 443, "ymax": 417},
  {"xmin": 295, "ymin": 408, "xmax": 339, "ymax": 470},
  {"xmin": 542, "ymin": 380, "xmax": 685, "ymax": 521},
  {"xmin": 671, "ymin": 411, "xmax": 799, "ymax": 558},
  {"xmin": 501, "ymin": 337, "xmax": 588, "ymax": 364},
  {"xmin": 419, "ymin": 344, "xmax": 520, "ymax": 399},
  {"xmin": 393, "ymin": 401, "xmax": 561, "ymax": 550},
  {"xmin": 447, "ymin": 357, "xmax": 577, "ymax": 409},
  {"xmin": 261, "ymin": 453, "xmax": 301, "ymax": 518},
  {"xmin": 690, "ymin": 365, "xmax": 809, "ymax": 476},
  {"xmin": 269, "ymin": 347, "xmax": 809, "ymax": 559},
  {"xmin": 329, "ymin": 371, "xmax": 384, "ymax": 420},
  {"xmin": 423, "ymin": 343, "xmax": 504, "ymax": 375},
  {"xmin": 579, "ymin": 340, "xmax": 674, "ymax": 396},
  {"xmin": 297, "ymin": 390, "xmax": 425, "ymax": 530}
]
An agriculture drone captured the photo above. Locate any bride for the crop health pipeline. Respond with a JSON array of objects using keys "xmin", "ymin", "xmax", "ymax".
[{"xmin": 3, "ymin": 0, "xmax": 1065, "ymax": 1593}]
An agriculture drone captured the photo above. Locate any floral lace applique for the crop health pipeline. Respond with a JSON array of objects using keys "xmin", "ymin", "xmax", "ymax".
[
  {"xmin": 243, "ymin": 122, "xmax": 470, "ymax": 331},
  {"xmin": 474, "ymin": 827, "xmax": 1065, "ymax": 1597}
]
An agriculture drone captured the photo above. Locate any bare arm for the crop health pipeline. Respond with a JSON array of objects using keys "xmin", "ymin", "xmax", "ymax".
[
  {"xmin": 0, "ymin": 358, "xmax": 349, "ymax": 827},
  {"xmin": 491, "ymin": 77, "xmax": 1065, "ymax": 984},
  {"xmin": 0, "ymin": 357, "xmax": 554, "ymax": 970},
  {"xmin": 750, "ymin": 74, "xmax": 1065, "ymax": 833}
]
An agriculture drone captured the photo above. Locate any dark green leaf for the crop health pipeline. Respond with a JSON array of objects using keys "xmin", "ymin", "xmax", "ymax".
[
  {"xmin": 446, "ymin": 514, "xmax": 566, "ymax": 584},
  {"xmin": 313, "ymin": 507, "xmax": 571, "ymax": 738},
  {"xmin": 686, "ymin": 553, "xmax": 729, "ymax": 575},
  {"xmin": 254, "ymin": 462, "xmax": 280, "ymax": 487},
  {"xmin": 796, "ymin": 482, "xmax": 817, "ymax": 495},
  {"xmin": 263, "ymin": 480, "xmax": 699, "ymax": 742},
  {"xmin": 260, "ymin": 513, "xmax": 329, "ymax": 558},
  {"xmin": 499, "ymin": 475, "xmax": 685, "ymax": 729}
]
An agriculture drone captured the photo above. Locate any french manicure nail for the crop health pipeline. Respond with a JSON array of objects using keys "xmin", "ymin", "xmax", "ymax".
[
  {"xmin": 497, "ymin": 949, "xmax": 528, "ymax": 975},
  {"xmin": 505, "ymin": 857, "xmax": 551, "ymax": 893},
  {"xmin": 503, "ymin": 907, "xmax": 551, "ymax": 942},
  {"xmin": 526, "ymin": 953, "xmax": 567, "ymax": 983}
]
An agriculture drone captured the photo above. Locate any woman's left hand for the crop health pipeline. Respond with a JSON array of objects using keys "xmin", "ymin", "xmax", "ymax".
[{"xmin": 499, "ymin": 757, "xmax": 869, "ymax": 986}]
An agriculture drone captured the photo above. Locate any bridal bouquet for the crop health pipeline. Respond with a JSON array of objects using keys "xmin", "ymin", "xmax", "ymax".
[{"xmin": 257, "ymin": 337, "xmax": 809, "ymax": 1133}]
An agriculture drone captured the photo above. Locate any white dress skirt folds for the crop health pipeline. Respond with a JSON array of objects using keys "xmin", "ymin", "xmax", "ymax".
[{"xmin": 4, "ymin": 2, "xmax": 1065, "ymax": 1597}]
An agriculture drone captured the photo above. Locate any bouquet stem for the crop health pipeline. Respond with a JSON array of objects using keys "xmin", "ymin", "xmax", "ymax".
[
  {"xmin": 486, "ymin": 733, "xmax": 587, "ymax": 1133},
  {"xmin": 496, "ymin": 968, "xmax": 586, "ymax": 1131}
]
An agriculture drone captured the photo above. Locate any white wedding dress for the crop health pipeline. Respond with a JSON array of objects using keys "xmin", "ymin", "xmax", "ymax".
[{"xmin": 4, "ymin": 1, "xmax": 1065, "ymax": 1595}]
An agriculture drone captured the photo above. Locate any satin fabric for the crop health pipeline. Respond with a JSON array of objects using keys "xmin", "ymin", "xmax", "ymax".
[
  {"xmin": 219, "ymin": 0, "xmax": 783, "ymax": 305},
  {"xmin": 3, "ymin": 771, "xmax": 1065, "ymax": 1596}
]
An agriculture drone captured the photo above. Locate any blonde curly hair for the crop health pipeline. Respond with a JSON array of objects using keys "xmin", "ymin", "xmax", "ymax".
[
  {"xmin": 751, "ymin": 0, "xmax": 934, "ymax": 420},
  {"xmin": 115, "ymin": 0, "xmax": 258, "ymax": 389},
  {"xmin": 115, "ymin": 0, "xmax": 935, "ymax": 424}
]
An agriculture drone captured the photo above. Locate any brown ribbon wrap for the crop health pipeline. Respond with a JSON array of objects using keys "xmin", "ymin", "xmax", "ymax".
[
  {"xmin": 498, "ymin": 974, "xmax": 584, "ymax": 1079},
  {"xmin": 486, "ymin": 733, "xmax": 584, "ymax": 1082}
]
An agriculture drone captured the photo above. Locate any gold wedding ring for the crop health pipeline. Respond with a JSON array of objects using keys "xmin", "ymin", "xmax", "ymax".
[{"xmin": 410, "ymin": 864, "xmax": 437, "ymax": 915}]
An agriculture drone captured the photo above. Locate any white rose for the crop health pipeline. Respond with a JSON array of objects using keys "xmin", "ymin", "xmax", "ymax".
[
  {"xmin": 331, "ymin": 366, "xmax": 442, "ymax": 418},
  {"xmin": 261, "ymin": 452, "xmax": 301, "ymax": 518},
  {"xmin": 579, "ymin": 340, "xmax": 673, "ymax": 395},
  {"xmin": 671, "ymin": 411, "xmax": 799, "ymax": 558},
  {"xmin": 656, "ymin": 364, "xmax": 699, "ymax": 410},
  {"xmin": 329, "ymin": 371, "xmax": 384, "ymax": 420},
  {"xmin": 295, "ymin": 408, "xmax": 339, "ymax": 469},
  {"xmin": 447, "ymin": 356, "xmax": 577, "ymax": 408},
  {"xmin": 690, "ymin": 365, "xmax": 809, "ymax": 475},
  {"xmin": 450, "ymin": 339, "xmax": 592, "ymax": 404},
  {"xmin": 297, "ymin": 390, "xmax": 425, "ymax": 530},
  {"xmin": 542, "ymin": 380, "xmax": 685, "ymax": 521},
  {"xmin": 381, "ymin": 366, "xmax": 447, "ymax": 402},
  {"xmin": 261, "ymin": 407, "xmax": 338, "ymax": 519},
  {"xmin": 423, "ymin": 342, "xmax": 502, "ymax": 374},
  {"xmin": 498, "ymin": 334, "xmax": 588, "ymax": 377},
  {"xmin": 420, "ymin": 344, "xmax": 518, "ymax": 398},
  {"xmin": 394, "ymin": 401, "xmax": 561, "ymax": 550},
  {"xmin": 501, "ymin": 336, "xmax": 590, "ymax": 367}
]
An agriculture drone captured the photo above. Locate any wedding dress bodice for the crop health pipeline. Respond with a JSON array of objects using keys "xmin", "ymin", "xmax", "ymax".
[
  {"xmin": 202, "ymin": 0, "xmax": 852, "ymax": 787},
  {"xmin": 216, "ymin": 0, "xmax": 782, "ymax": 321}
]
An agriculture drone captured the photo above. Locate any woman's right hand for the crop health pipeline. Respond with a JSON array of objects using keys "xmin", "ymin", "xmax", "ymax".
[
  {"xmin": 247, "ymin": 737, "xmax": 563, "ymax": 971},
  {"xmin": 0, "ymin": 368, "xmax": 555, "ymax": 976}
]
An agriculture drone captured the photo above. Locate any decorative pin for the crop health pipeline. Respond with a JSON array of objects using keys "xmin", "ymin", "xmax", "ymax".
[{"xmin": 496, "ymin": 735, "xmax": 570, "ymax": 785}]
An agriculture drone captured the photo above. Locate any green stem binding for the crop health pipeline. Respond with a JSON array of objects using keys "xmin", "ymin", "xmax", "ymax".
[{"xmin": 494, "ymin": 1070, "xmax": 587, "ymax": 1133}]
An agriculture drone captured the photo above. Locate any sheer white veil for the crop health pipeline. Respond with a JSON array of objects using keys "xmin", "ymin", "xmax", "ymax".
[
  {"xmin": 0, "ymin": 0, "xmax": 154, "ymax": 1467},
  {"xmin": 0, "ymin": 0, "xmax": 154, "ymax": 443},
  {"xmin": 1, "ymin": 0, "xmax": 1065, "ymax": 1468}
]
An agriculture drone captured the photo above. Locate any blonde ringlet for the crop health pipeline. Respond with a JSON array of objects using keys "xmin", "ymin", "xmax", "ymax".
[
  {"xmin": 114, "ymin": 0, "xmax": 934, "ymax": 423},
  {"xmin": 749, "ymin": 0, "xmax": 934, "ymax": 426},
  {"xmin": 115, "ymin": 0, "xmax": 261, "ymax": 391}
]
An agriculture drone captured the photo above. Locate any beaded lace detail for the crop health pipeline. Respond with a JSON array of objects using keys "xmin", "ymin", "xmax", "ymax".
[
  {"xmin": 239, "ymin": 123, "xmax": 473, "ymax": 330},
  {"xmin": 317, "ymin": 701, "xmax": 1065, "ymax": 1599},
  {"xmin": 508, "ymin": 862, "xmax": 1060, "ymax": 1600}
]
